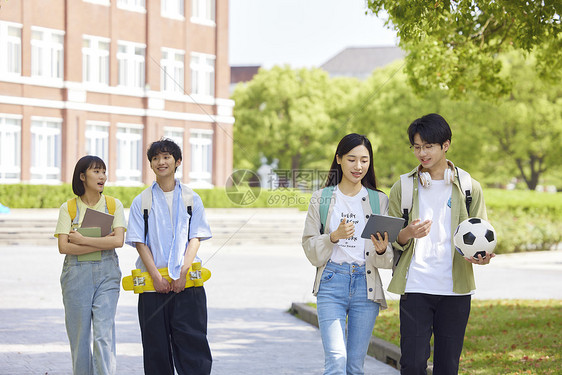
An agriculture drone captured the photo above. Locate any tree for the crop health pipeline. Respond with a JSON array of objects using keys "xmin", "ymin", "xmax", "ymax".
[
  {"xmin": 346, "ymin": 54, "xmax": 562, "ymax": 190},
  {"xmin": 472, "ymin": 53, "xmax": 562, "ymax": 190},
  {"xmin": 367, "ymin": 0, "xmax": 561, "ymax": 98},
  {"xmin": 347, "ymin": 61, "xmax": 488, "ymax": 187},
  {"xmin": 232, "ymin": 66, "xmax": 359, "ymax": 179}
]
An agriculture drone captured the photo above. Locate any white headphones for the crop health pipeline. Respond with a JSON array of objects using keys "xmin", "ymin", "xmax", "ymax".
[{"xmin": 418, "ymin": 161, "xmax": 456, "ymax": 188}]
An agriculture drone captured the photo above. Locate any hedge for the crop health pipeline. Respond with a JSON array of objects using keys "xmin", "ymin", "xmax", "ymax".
[
  {"xmin": 0, "ymin": 184, "xmax": 311, "ymax": 210},
  {"xmin": 0, "ymin": 184, "xmax": 559, "ymax": 253}
]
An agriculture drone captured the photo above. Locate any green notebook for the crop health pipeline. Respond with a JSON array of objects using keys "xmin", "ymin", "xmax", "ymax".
[{"xmin": 76, "ymin": 227, "xmax": 102, "ymax": 261}]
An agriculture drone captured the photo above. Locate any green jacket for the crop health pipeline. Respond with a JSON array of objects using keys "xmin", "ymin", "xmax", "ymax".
[{"xmin": 388, "ymin": 166, "xmax": 487, "ymax": 295}]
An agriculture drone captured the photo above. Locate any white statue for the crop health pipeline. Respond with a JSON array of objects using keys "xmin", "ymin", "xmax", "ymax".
[{"xmin": 257, "ymin": 156, "xmax": 279, "ymax": 189}]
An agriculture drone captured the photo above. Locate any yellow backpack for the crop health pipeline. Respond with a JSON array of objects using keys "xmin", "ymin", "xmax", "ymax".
[{"xmin": 67, "ymin": 195, "xmax": 116, "ymax": 225}]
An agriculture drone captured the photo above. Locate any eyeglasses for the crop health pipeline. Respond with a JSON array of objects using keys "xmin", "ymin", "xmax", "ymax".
[{"xmin": 410, "ymin": 143, "xmax": 437, "ymax": 153}]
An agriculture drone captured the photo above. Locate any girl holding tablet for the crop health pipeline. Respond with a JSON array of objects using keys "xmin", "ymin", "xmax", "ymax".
[{"xmin": 302, "ymin": 133, "xmax": 393, "ymax": 375}]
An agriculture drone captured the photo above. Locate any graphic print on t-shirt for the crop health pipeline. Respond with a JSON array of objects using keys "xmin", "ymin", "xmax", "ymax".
[
  {"xmin": 339, "ymin": 212, "xmax": 359, "ymax": 245},
  {"xmin": 329, "ymin": 186, "xmax": 367, "ymax": 264}
]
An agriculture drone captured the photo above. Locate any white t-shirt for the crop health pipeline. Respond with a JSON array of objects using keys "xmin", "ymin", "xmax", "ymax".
[
  {"xmin": 405, "ymin": 179, "xmax": 458, "ymax": 295},
  {"xmin": 329, "ymin": 186, "xmax": 367, "ymax": 265},
  {"xmin": 163, "ymin": 190, "xmax": 174, "ymax": 222}
]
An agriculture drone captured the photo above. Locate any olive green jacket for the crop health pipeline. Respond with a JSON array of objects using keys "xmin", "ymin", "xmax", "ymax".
[{"xmin": 388, "ymin": 166, "xmax": 487, "ymax": 295}]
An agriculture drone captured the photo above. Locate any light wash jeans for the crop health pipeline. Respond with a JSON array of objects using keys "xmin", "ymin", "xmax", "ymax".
[
  {"xmin": 60, "ymin": 250, "xmax": 121, "ymax": 375},
  {"xmin": 317, "ymin": 261, "xmax": 380, "ymax": 375}
]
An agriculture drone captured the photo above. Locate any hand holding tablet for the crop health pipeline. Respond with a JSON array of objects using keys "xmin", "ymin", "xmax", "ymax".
[{"xmin": 360, "ymin": 214, "xmax": 405, "ymax": 243}]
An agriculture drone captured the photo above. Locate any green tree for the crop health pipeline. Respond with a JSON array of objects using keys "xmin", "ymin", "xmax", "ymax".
[
  {"xmin": 474, "ymin": 53, "xmax": 562, "ymax": 190},
  {"xmin": 346, "ymin": 55, "xmax": 562, "ymax": 190},
  {"xmin": 367, "ymin": 0, "xmax": 561, "ymax": 98},
  {"xmin": 346, "ymin": 62, "xmax": 435, "ymax": 186},
  {"xmin": 232, "ymin": 66, "xmax": 359, "ymax": 176},
  {"xmin": 347, "ymin": 61, "xmax": 489, "ymax": 187}
]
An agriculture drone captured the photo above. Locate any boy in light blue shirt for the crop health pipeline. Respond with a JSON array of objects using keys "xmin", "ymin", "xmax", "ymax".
[{"xmin": 126, "ymin": 138, "xmax": 212, "ymax": 375}]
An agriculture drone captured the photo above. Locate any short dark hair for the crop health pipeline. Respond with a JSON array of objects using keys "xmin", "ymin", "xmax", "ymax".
[
  {"xmin": 72, "ymin": 155, "xmax": 106, "ymax": 196},
  {"xmin": 325, "ymin": 133, "xmax": 379, "ymax": 191},
  {"xmin": 407, "ymin": 113, "xmax": 452, "ymax": 146},
  {"xmin": 147, "ymin": 138, "xmax": 182, "ymax": 163}
]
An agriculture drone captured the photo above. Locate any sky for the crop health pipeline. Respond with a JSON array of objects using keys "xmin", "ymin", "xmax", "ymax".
[{"xmin": 229, "ymin": 0, "xmax": 399, "ymax": 69}]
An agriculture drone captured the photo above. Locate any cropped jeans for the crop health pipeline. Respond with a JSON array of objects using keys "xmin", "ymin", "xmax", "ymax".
[
  {"xmin": 317, "ymin": 261, "xmax": 380, "ymax": 375},
  {"xmin": 60, "ymin": 250, "xmax": 121, "ymax": 375}
]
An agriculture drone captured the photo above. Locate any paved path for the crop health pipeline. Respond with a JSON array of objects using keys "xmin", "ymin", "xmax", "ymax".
[
  {"xmin": 1, "ymin": 208, "xmax": 561, "ymax": 374},
  {"xmin": 0, "ymin": 209, "xmax": 399, "ymax": 375}
]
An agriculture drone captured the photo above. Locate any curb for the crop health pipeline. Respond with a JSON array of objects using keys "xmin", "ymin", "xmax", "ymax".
[
  {"xmin": 289, "ymin": 302, "xmax": 402, "ymax": 370},
  {"xmin": 289, "ymin": 302, "xmax": 435, "ymax": 374}
]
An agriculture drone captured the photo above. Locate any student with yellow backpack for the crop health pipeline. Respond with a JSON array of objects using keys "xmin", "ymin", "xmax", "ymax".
[{"xmin": 54, "ymin": 155, "xmax": 126, "ymax": 375}]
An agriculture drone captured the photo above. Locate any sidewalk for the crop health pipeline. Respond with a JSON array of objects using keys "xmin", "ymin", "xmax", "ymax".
[
  {"xmin": 1, "ymin": 208, "xmax": 561, "ymax": 374},
  {"xmin": 0, "ymin": 209, "xmax": 399, "ymax": 375}
]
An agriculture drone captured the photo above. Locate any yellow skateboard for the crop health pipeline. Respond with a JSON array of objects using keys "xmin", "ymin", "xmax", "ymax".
[{"xmin": 122, "ymin": 262, "xmax": 211, "ymax": 294}]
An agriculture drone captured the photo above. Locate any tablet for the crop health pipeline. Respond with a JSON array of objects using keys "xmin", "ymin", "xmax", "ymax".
[{"xmin": 360, "ymin": 214, "xmax": 405, "ymax": 243}]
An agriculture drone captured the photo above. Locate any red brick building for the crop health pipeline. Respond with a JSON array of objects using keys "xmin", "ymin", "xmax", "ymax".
[{"xmin": 0, "ymin": 0, "xmax": 232, "ymax": 187}]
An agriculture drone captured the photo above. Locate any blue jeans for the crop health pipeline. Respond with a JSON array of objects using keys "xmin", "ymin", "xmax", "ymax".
[
  {"xmin": 317, "ymin": 261, "xmax": 380, "ymax": 375},
  {"xmin": 60, "ymin": 250, "xmax": 121, "ymax": 375}
]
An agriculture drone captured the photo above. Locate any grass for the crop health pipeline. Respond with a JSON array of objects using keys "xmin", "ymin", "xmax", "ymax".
[{"xmin": 372, "ymin": 299, "xmax": 562, "ymax": 374}]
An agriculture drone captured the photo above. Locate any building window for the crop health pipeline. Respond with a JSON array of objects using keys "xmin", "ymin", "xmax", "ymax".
[
  {"xmin": 191, "ymin": 53, "xmax": 215, "ymax": 97},
  {"xmin": 116, "ymin": 124, "xmax": 143, "ymax": 184},
  {"xmin": 0, "ymin": 115, "xmax": 22, "ymax": 182},
  {"xmin": 83, "ymin": 0, "xmax": 110, "ymax": 5},
  {"xmin": 117, "ymin": 41, "xmax": 146, "ymax": 89},
  {"xmin": 83, "ymin": 36, "xmax": 110, "ymax": 86},
  {"xmin": 162, "ymin": 0, "xmax": 184, "ymax": 19},
  {"xmin": 30, "ymin": 118, "xmax": 62, "ymax": 183},
  {"xmin": 117, "ymin": 0, "xmax": 146, "ymax": 12},
  {"xmin": 85, "ymin": 122, "xmax": 109, "ymax": 163},
  {"xmin": 164, "ymin": 127, "xmax": 184, "ymax": 180},
  {"xmin": 0, "ymin": 22, "xmax": 22, "ymax": 76},
  {"xmin": 31, "ymin": 27, "xmax": 64, "ymax": 80},
  {"xmin": 161, "ymin": 48, "xmax": 185, "ymax": 93},
  {"xmin": 192, "ymin": 0, "xmax": 215, "ymax": 24},
  {"xmin": 190, "ymin": 129, "xmax": 213, "ymax": 186}
]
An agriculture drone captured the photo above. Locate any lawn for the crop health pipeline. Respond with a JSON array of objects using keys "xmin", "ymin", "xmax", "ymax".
[{"xmin": 373, "ymin": 299, "xmax": 562, "ymax": 374}]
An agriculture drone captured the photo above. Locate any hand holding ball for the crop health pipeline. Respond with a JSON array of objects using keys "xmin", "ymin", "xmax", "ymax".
[{"xmin": 454, "ymin": 218, "xmax": 497, "ymax": 260}]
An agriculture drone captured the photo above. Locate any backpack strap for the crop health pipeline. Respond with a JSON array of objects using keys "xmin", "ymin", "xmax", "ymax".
[
  {"xmin": 367, "ymin": 188, "xmax": 380, "ymax": 215},
  {"xmin": 140, "ymin": 184, "xmax": 194, "ymax": 242},
  {"xmin": 455, "ymin": 167, "xmax": 473, "ymax": 215},
  {"xmin": 395, "ymin": 173, "xmax": 415, "ymax": 271},
  {"xmin": 319, "ymin": 186, "xmax": 335, "ymax": 234},
  {"xmin": 104, "ymin": 195, "xmax": 116, "ymax": 215},
  {"xmin": 180, "ymin": 183, "xmax": 194, "ymax": 239},
  {"xmin": 180, "ymin": 183, "xmax": 194, "ymax": 216},
  {"xmin": 67, "ymin": 198, "xmax": 79, "ymax": 225},
  {"xmin": 140, "ymin": 187, "xmax": 153, "ymax": 243},
  {"xmin": 67, "ymin": 195, "xmax": 115, "ymax": 229},
  {"xmin": 399, "ymin": 173, "xmax": 414, "ymax": 228}
]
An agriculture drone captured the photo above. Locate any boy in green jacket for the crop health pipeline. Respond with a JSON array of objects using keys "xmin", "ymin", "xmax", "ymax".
[{"xmin": 389, "ymin": 113, "xmax": 494, "ymax": 374}]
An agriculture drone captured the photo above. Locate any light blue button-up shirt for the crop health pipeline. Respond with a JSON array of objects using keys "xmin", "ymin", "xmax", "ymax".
[{"xmin": 126, "ymin": 181, "xmax": 212, "ymax": 279}]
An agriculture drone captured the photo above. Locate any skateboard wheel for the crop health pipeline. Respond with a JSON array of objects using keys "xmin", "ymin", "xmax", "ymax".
[
  {"xmin": 194, "ymin": 279, "xmax": 203, "ymax": 287},
  {"xmin": 133, "ymin": 285, "xmax": 144, "ymax": 294},
  {"xmin": 132, "ymin": 269, "xmax": 141, "ymax": 277},
  {"xmin": 192, "ymin": 262, "xmax": 202, "ymax": 271}
]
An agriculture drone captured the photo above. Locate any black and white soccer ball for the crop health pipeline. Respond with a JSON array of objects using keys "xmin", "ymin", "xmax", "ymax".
[{"xmin": 454, "ymin": 218, "xmax": 497, "ymax": 260}]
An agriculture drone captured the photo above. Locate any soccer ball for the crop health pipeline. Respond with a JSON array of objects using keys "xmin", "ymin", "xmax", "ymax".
[{"xmin": 453, "ymin": 218, "xmax": 497, "ymax": 260}]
